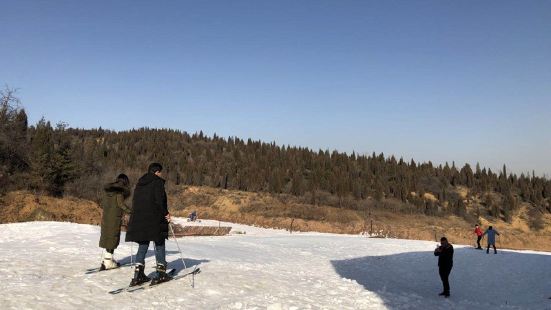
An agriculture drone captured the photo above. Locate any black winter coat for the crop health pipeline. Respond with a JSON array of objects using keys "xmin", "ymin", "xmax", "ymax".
[
  {"xmin": 125, "ymin": 173, "xmax": 169, "ymax": 242},
  {"xmin": 434, "ymin": 244, "xmax": 454, "ymax": 269}
]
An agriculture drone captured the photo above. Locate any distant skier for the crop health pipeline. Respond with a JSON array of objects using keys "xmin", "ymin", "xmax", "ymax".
[
  {"xmin": 474, "ymin": 224, "xmax": 483, "ymax": 249},
  {"xmin": 482, "ymin": 226, "xmax": 500, "ymax": 254},
  {"xmin": 125, "ymin": 163, "xmax": 172, "ymax": 286},
  {"xmin": 434, "ymin": 237, "xmax": 454, "ymax": 298},
  {"xmin": 188, "ymin": 210, "xmax": 197, "ymax": 222},
  {"xmin": 99, "ymin": 174, "xmax": 132, "ymax": 270}
]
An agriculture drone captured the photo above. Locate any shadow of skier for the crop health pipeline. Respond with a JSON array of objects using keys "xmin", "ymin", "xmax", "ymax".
[{"xmin": 167, "ymin": 258, "xmax": 209, "ymax": 275}]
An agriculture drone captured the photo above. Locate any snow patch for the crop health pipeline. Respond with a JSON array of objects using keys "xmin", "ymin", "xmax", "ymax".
[{"xmin": 0, "ymin": 220, "xmax": 550, "ymax": 309}]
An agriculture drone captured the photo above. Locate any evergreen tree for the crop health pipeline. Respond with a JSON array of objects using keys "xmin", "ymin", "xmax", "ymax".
[{"xmin": 30, "ymin": 118, "xmax": 54, "ymax": 192}]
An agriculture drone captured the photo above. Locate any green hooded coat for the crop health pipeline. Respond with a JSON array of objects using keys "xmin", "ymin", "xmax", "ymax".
[{"xmin": 99, "ymin": 181, "xmax": 131, "ymax": 250}]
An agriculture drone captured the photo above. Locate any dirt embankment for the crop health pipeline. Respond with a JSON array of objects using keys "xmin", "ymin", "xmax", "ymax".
[
  {"xmin": 0, "ymin": 191, "xmax": 102, "ymax": 225},
  {"xmin": 169, "ymin": 186, "xmax": 551, "ymax": 252},
  {"xmin": 2, "ymin": 188, "xmax": 550, "ymax": 251}
]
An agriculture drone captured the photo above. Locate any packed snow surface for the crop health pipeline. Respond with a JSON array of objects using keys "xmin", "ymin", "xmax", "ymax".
[{"xmin": 1, "ymin": 219, "xmax": 550, "ymax": 309}]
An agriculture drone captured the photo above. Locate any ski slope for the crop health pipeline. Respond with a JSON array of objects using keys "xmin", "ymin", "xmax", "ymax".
[{"xmin": 0, "ymin": 219, "xmax": 550, "ymax": 310}]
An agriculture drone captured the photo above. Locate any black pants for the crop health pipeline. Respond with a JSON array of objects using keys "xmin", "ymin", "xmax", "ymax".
[
  {"xmin": 487, "ymin": 244, "xmax": 497, "ymax": 253},
  {"xmin": 439, "ymin": 266, "xmax": 452, "ymax": 295},
  {"xmin": 476, "ymin": 236, "xmax": 482, "ymax": 248}
]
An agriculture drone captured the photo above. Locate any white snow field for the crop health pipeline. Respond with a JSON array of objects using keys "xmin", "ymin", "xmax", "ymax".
[{"xmin": 1, "ymin": 219, "xmax": 550, "ymax": 310}]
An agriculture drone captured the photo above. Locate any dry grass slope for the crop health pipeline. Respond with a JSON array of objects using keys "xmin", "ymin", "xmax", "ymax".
[
  {"xmin": 169, "ymin": 186, "xmax": 551, "ymax": 252},
  {"xmin": 1, "ymin": 187, "xmax": 550, "ymax": 251},
  {"xmin": 0, "ymin": 191, "xmax": 101, "ymax": 225}
]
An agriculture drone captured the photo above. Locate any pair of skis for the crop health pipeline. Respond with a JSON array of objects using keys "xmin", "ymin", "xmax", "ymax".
[{"xmin": 108, "ymin": 266, "xmax": 201, "ymax": 294}]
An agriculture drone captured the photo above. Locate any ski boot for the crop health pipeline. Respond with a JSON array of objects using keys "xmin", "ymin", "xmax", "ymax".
[
  {"xmin": 100, "ymin": 252, "xmax": 120, "ymax": 270},
  {"xmin": 129, "ymin": 264, "xmax": 151, "ymax": 286},
  {"xmin": 150, "ymin": 264, "xmax": 172, "ymax": 285}
]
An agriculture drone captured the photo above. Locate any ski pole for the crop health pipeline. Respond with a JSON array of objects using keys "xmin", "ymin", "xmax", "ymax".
[
  {"xmin": 169, "ymin": 222, "xmax": 195, "ymax": 287},
  {"xmin": 169, "ymin": 222, "xmax": 188, "ymax": 270},
  {"xmin": 130, "ymin": 242, "xmax": 134, "ymax": 266}
]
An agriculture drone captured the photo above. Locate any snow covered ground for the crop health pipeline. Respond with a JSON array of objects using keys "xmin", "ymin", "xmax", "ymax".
[{"xmin": 1, "ymin": 219, "xmax": 550, "ymax": 310}]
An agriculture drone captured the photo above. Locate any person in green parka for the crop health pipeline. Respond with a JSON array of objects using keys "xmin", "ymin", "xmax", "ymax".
[{"xmin": 99, "ymin": 174, "xmax": 132, "ymax": 270}]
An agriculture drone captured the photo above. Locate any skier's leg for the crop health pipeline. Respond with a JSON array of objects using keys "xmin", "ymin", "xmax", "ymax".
[
  {"xmin": 130, "ymin": 242, "xmax": 150, "ymax": 286},
  {"xmin": 486, "ymin": 244, "xmax": 490, "ymax": 254},
  {"xmin": 135, "ymin": 242, "xmax": 149, "ymax": 266},
  {"xmin": 154, "ymin": 239, "xmax": 167, "ymax": 267},
  {"xmin": 438, "ymin": 268, "xmax": 446, "ymax": 295},
  {"xmin": 106, "ymin": 248, "xmax": 120, "ymax": 265},
  {"xmin": 493, "ymin": 244, "xmax": 497, "ymax": 254},
  {"xmin": 443, "ymin": 267, "xmax": 451, "ymax": 296},
  {"xmin": 477, "ymin": 236, "xmax": 482, "ymax": 249},
  {"xmin": 101, "ymin": 249, "xmax": 119, "ymax": 270},
  {"xmin": 151, "ymin": 239, "xmax": 171, "ymax": 284}
]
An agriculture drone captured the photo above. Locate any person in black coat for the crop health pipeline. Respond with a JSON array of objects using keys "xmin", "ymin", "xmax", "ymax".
[
  {"xmin": 125, "ymin": 163, "xmax": 172, "ymax": 286},
  {"xmin": 434, "ymin": 237, "xmax": 454, "ymax": 297}
]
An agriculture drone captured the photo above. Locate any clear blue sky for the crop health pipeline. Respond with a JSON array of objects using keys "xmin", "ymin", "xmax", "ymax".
[{"xmin": 2, "ymin": 1, "xmax": 550, "ymax": 176}]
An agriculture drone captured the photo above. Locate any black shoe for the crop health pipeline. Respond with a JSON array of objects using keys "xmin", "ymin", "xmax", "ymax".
[
  {"xmin": 151, "ymin": 264, "xmax": 172, "ymax": 285},
  {"xmin": 438, "ymin": 292, "xmax": 446, "ymax": 296},
  {"xmin": 129, "ymin": 264, "xmax": 150, "ymax": 287}
]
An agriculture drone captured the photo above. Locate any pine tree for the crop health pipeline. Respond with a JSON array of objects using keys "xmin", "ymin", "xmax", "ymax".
[
  {"xmin": 30, "ymin": 118, "xmax": 54, "ymax": 192},
  {"xmin": 48, "ymin": 123, "xmax": 78, "ymax": 196},
  {"xmin": 502, "ymin": 192, "xmax": 516, "ymax": 223},
  {"xmin": 29, "ymin": 121, "xmax": 77, "ymax": 196}
]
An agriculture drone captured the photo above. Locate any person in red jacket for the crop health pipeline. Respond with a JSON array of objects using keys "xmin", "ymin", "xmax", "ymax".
[{"xmin": 474, "ymin": 224, "xmax": 483, "ymax": 249}]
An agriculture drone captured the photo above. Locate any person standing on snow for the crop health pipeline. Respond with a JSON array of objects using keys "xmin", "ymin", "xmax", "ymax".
[
  {"xmin": 482, "ymin": 226, "xmax": 500, "ymax": 254},
  {"xmin": 474, "ymin": 224, "xmax": 483, "ymax": 249},
  {"xmin": 99, "ymin": 174, "xmax": 132, "ymax": 270},
  {"xmin": 125, "ymin": 163, "xmax": 172, "ymax": 286},
  {"xmin": 434, "ymin": 237, "xmax": 454, "ymax": 298}
]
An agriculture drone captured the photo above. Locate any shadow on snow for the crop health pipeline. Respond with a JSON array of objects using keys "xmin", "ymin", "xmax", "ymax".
[
  {"xmin": 331, "ymin": 247, "xmax": 551, "ymax": 309},
  {"xmin": 167, "ymin": 258, "xmax": 209, "ymax": 275},
  {"xmin": 116, "ymin": 249, "xmax": 181, "ymax": 265}
]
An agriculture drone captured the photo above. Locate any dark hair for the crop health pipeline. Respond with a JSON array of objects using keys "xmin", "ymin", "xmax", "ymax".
[
  {"xmin": 440, "ymin": 237, "xmax": 448, "ymax": 242},
  {"xmin": 148, "ymin": 163, "xmax": 163, "ymax": 174},
  {"xmin": 489, "ymin": 226, "xmax": 493, "ymax": 230},
  {"xmin": 116, "ymin": 173, "xmax": 129, "ymax": 186},
  {"xmin": 475, "ymin": 224, "xmax": 479, "ymax": 227}
]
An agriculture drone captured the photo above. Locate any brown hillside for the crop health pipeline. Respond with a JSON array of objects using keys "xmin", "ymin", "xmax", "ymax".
[
  {"xmin": 1, "ymin": 188, "xmax": 550, "ymax": 252},
  {"xmin": 169, "ymin": 186, "xmax": 551, "ymax": 252},
  {"xmin": 0, "ymin": 191, "xmax": 102, "ymax": 225}
]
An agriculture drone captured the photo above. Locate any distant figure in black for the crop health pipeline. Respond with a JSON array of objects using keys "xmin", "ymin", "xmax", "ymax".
[
  {"xmin": 188, "ymin": 210, "xmax": 197, "ymax": 222},
  {"xmin": 434, "ymin": 237, "xmax": 454, "ymax": 298}
]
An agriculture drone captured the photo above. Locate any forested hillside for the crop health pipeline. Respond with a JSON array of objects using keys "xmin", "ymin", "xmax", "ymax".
[{"xmin": 1, "ymin": 88, "xmax": 550, "ymax": 230}]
